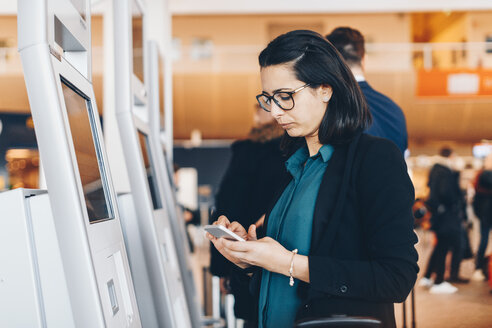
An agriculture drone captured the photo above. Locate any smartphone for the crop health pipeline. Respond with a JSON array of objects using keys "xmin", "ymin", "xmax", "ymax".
[{"xmin": 204, "ymin": 225, "xmax": 245, "ymax": 242}]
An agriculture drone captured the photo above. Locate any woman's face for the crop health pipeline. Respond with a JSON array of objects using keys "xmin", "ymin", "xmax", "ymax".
[{"xmin": 260, "ymin": 64, "xmax": 332, "ymax": 139}]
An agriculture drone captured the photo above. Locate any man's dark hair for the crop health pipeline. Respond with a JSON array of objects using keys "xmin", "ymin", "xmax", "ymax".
[
  {"xmin": 258, "ymin": 30, "xmax": 371, "ymax": 149},
  {"xmin": 325, "ymin": 27, "xmax": 365, "ymax": 67},
  {"xmin": 439, "ymin": 147, "xmax": 453, "ymax": 158}
]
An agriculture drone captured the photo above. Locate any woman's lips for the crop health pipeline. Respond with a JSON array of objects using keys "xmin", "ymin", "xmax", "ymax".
[{"xmin": 280, "ymin": 123, "xmax": 293, "ymax": 129}]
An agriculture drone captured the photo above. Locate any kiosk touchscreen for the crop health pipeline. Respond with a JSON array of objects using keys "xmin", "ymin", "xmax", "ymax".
[
  {"xmin": 18, "ymin": 1, "xmax": 141, "ymax": 327},
  {"xmin": 113, "ymin": 0, "xmax": 193, "ymax": 327}
]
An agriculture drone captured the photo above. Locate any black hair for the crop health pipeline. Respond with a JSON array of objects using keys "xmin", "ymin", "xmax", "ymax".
[
  {"xmin": 439, "ymin": 147, "xmax": 453, "ymax": 158},
  {"xmin": 258, "ymin": 29, "xmax": 371, "ymax": 151},
  {"xmin": 326, "ymin": 27, "xmax": 365, "ymax": 67}
]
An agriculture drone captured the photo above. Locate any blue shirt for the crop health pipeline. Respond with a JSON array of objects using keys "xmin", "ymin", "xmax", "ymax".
[{"xmin": 258, "ymin": 144, "xmax": 334, "ymax": 328}]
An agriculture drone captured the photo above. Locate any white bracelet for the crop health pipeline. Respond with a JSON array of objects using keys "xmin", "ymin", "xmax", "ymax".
[{"xmin": 289, "ymin": 249, "xmax": 298, "ymax": 287}]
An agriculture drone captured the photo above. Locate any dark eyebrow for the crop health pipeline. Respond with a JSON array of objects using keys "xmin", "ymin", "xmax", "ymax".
[{"xmin": 262, "ymin": 87, "xmax": 292, "ymax": 95}]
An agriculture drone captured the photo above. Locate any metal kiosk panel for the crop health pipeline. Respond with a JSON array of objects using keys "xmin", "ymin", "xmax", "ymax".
[
  {"xmin": 18, "ymin": 0, "xmax": 141, "ymax": 327},
  {"xmin": 0, "ymin": 189, "xmax": 74, "ymax": 328},
  {"xmin": 113, "ymin": 0, "xmax": 193, "ymax": 327},
  {"xmin": 146, "ymin": 40, "xmax": 206, "ymax": 328}
]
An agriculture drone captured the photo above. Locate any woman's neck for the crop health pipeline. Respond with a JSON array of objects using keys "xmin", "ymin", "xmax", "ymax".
[{"xmin": 305, "ymin": 135, "xmax": 322, "ymax": 157}]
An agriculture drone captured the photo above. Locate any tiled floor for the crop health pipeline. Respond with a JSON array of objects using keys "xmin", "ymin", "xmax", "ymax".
[{"xmin": 394, "ymin": 228, "xmax": 492, "ymax": 328}]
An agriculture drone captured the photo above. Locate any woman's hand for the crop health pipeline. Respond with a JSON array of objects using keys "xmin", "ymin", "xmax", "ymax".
[
  {"xmin": 207, "ymin": 216, "xmax": 257, "ymax": 269},
  {"xmin": 220, "ymin": 236, "xmax": 292, "ymax": 275}
]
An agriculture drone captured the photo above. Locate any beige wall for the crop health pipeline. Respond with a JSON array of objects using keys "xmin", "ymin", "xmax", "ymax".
[
  {"xmin": 1, "ymin": 12, "xmax": 491, "ymax": 149},
  {"xmin": 172, "ymin": 13, "xmax": 411, "ymax": 139},
  {"xmin": 0, "ymin": 16, "xmax": 103, "ymax": 114},
  {"xmin": 468, "ymin": 12, "xmax": 492, "ymax": 67}
]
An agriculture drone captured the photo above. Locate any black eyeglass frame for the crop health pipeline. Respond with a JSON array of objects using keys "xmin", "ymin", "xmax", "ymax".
[{"xmin": 256, "ymin": 83, "xmax": 311, "ymax": 112}]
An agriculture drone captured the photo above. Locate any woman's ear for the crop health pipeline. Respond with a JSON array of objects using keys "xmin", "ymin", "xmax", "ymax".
[{"xmin": 319, "ymin": 85, "xmax": 333, "ymax": 103}]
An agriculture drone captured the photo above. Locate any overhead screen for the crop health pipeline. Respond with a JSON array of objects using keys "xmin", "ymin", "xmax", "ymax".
[
  {"xmin": 61, "ymin": 78, "xmax": 114, "ymax": 223},
  {"xmin": 138, "ymin": 130, "xmax": 162, "ymax": 210},
  {"xmin": 132, "ymin": 6, "xmax": 144, "ymax": 83}
]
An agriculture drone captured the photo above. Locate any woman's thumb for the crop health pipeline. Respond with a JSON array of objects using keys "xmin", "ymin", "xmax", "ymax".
[{"xmin": 248, "ymin": 224, "xmax": 257, "ymax": 241}]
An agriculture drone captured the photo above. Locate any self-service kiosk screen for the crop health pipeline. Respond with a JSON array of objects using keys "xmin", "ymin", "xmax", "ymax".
[
  {"xmin": 138, "ymin": 130, "xmax": 162, "ymax": 210},
  {"xmin": 61, "ymin": 78, "xmax": 115, "ymax": 223},
  {"xmin": 132, "ymin": 7, "xmax": 144, "ymax": 83}
]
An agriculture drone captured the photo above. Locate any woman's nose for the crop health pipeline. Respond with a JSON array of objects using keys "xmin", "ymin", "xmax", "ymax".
[{"xmin": 270, "ymin": 102, "xmax": 284, "ymax": 119}]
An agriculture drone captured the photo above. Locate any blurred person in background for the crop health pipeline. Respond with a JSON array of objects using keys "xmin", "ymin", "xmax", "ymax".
[
  {"xmin": 326, "ymin": 27, "xmax": 408, "ymax": 154},
  {"xmin": 209, "ymin": 104, "xmax": 285, "ymax": 325},
  {"xmin": 420, "ymin": 147, "xmax": 469, "ymax": 294},
  {"xmin": 472, "ymin": 153, "xmax": 492, "ymax": 281},
  {"xmin": 208, "ymin": 30, "xmax": 418, "ymax": 328},
  {"xmin": 173, "ymin": 164, "xmax": 201, "ymax": 252}
]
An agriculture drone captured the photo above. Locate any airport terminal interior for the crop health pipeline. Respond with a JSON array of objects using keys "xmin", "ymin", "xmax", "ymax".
[{"xmin": 1, "ymin": 0, "xmax": 492, "ymax": 327}]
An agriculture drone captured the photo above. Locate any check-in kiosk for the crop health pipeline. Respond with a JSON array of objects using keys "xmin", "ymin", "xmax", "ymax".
[
  {"xmin": 113, "ymin": 1, "xmax": 193, "ymax": 327},
  {"xmin": 18, "ymin": 1, "xmax": 141, "ymax": 327},
  {"xmin": 0, "ymin": 189, "xmax": 74, "ymax": 327},
  {"xmin": 146, "ymin": 41, "xmax": 206, "ymax": 328}
]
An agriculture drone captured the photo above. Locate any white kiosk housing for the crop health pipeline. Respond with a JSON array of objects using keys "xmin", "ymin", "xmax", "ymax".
[
  {"xmin": 18, "ymin": 1, "xmax": 141, "ymax": 327},
  {"xmin": 146, "ymin": 41, "xmax": 208, "ymax": 328},
  {"xmin": 113, "ymin": 1, "xmax": 193, "ymax": 327},
  {"xmin": 0, "ymin": 189, "xmax": 74, "ymax": 327}
]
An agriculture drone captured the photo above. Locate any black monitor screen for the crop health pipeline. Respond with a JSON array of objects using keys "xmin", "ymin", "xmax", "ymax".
[
  {"xmin": 61, "ymin": 78, "xmax": 114, "ymax": 223},
  {"xmin": 132, "ymin": 7, "xmax": 144, "ymax": 83},
  {"xmin": 138, "ymin": 130, "xmax": 162, "ymax": 210}
]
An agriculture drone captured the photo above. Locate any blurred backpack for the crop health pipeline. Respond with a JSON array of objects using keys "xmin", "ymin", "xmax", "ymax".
[
  {"xmin": 478, "ymin": 170, "xmax": 492, "ymax": 190},
  {"xmin": 413, "ymin": 198, "xmax": 431, "ymax": 230},
  {"xmin": 472, "ymin": 170, "xmax": 492, "ymax": 221}
]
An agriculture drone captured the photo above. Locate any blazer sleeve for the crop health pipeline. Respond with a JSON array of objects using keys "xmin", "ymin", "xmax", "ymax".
[
  {"xmin": 210, "ymin": 141, "xmax": 253, "ymax": 277},
  {"xmin": 308, "ymin": 138, "xmax": 419, "ymax": 303}
]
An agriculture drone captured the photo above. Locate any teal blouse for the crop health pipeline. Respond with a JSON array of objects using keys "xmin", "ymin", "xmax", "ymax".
[{"xmin": 258, "ymin": 144, "xmax": 334, "ymax": 328}]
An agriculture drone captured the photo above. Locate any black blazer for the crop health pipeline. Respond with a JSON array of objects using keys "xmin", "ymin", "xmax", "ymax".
[{"xmin": 249, "ymin": 133, "xmax": 419, "ymax": 328}]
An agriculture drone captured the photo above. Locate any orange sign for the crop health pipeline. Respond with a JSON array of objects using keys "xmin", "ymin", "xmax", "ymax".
[{"xmin": 417, "ymin": 69, "xmax": 492, "ymax": 97}]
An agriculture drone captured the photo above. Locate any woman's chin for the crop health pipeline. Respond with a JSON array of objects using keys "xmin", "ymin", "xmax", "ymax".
[{"xmin": 285, "ymin": 128, "xmax": 302, "ymax": 138}]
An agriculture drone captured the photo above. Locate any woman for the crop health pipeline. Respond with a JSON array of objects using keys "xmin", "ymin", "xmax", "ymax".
[{"xmin": 207, "ymin": 30, "xmax": 418, "ymax": 328}]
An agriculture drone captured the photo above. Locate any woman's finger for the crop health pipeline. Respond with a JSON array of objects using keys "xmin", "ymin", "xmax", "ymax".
[
  {"xmin": 222, "ymin": 238, "xmax": 254, "ymax": 252},
  {"xmin": 217, "ymin": 215, "xmax": 230, "ymax": 227},
  {"xmin": 228, "ymin": 222, "xmax": 247, "ymax": 236},
  {"xmin": 248, "ymin": 224, "xmax": 257, "ymax": 241},
  {"xmin": 228, "ymin": 221, "xmax": 244, "ymax": 231},
  {"xmin": 206, "ymin": 232, "xmax": 216, "ymax": 241}
]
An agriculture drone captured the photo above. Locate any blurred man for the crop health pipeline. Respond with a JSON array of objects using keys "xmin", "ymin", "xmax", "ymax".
[
  {"xmin": 472, "ymin": 153, "xmax": 492, "ymax": 281},
  {"xmin": 326, "ymin": 27, "xmax": 408, "ymax": 153},
  {"xmin": 421, "ymin": 147, "xmax": 469, "ymax": 293}
]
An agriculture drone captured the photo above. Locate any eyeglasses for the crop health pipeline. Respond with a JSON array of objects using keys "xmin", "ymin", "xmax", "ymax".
[{"xmin": 256, "ymin": 83, "xmax": 311, "ymax": 112}]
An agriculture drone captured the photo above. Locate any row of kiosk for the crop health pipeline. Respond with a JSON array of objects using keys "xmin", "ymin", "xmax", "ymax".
[{"xmin": 0, "ymin": 0, "xmax": 213, "ymax": 327}]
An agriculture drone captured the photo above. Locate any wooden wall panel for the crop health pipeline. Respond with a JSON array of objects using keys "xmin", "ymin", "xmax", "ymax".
[
  {"xmin": 0, "ymin": 75, "xmax": 29, "ymax": 113},
  {"xmin": 173, "ymin": 74, "xmax": 218, "ymax": 138},
  {"xmin": 173, "ymin": 73, "xmax": 261, "ymax": 139}
]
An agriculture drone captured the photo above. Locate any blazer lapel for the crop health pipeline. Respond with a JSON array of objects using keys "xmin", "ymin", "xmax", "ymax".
[
  {"xmin": 310, "ymin": 133, "xmax": 361, "ymax": 253},
  {"xmin": 310, "ymin": 143, "xmax": 348, "ymax": 252}
]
